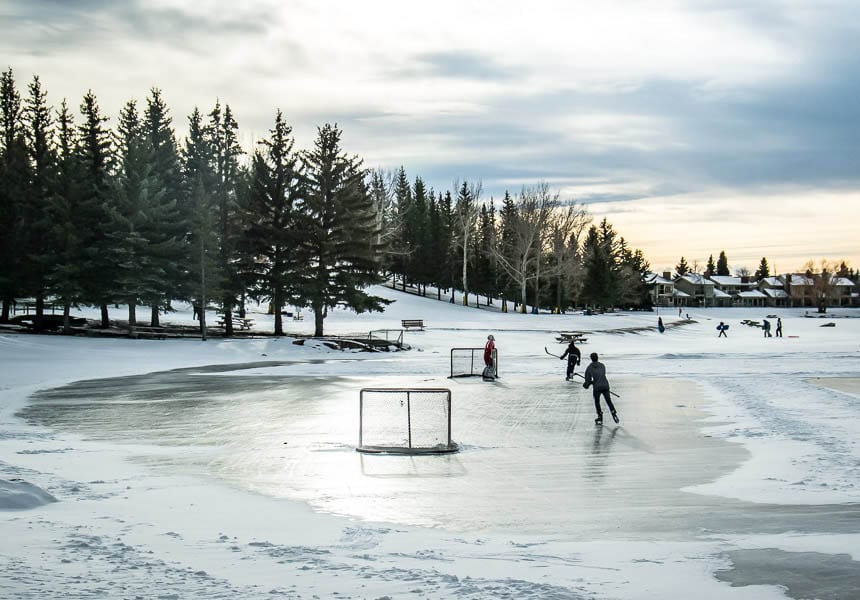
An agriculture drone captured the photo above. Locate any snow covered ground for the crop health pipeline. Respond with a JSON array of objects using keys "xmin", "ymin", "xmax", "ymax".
[{"xmin": 1, "ymin": 286, "xmax": 859, "ymax": 599}]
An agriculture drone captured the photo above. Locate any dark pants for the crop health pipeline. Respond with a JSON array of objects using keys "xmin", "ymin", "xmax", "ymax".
[
  {"xmin": 593, "ymin": 388, "xmax": 616, "ymax": 420},
  {"xmin": 566, "ymin": 360, "xmax": 578, "ymax": 379}
]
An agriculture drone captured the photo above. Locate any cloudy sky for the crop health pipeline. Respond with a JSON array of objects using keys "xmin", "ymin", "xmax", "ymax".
[{"xmin": 2, "ymin": 0, "xmax": 858, "ymax": 272}]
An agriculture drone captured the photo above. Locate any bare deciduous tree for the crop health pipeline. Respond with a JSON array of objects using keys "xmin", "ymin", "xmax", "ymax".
[
  {"xmin": 803, "ymin": 259, "xmax": 842, "ymax": 313},
  {"xmin": 548, "ymin": 200, "xmax": 591, "ymax": 311},
  {"xmin": 492, "ymin": 182, "xmax": 559, "ymax": 312}
]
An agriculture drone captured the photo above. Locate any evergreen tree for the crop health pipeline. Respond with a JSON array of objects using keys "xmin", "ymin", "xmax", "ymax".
[
  {"xmin": 754, "ymin": 257, "xmax": 770, "ymax": 280},
  {"xmin": 46, "ymin": 100, "xmax": 85, "ymax": 332},
  {"xmin": 299, "ymin": 123, "xmax": 388, "ymax": 336},
  {"xmin": 716, "ymin": 250, "xmax": 730, "ymax": 276},
  {"xmin": 425, "ymin": 190, "xmax": 447, "ymax": 299},
  {"xmin": 22, "ymin": 75, "xmax": 57, "ymax": 325},
  {"xmin": 110, "ymin": 99, "xmax": 150, "ymax": 325},
  {"xmin": 705, "ymin": 254, "xmax": 715, "ymax": 277},
  {"xmin": 497, "ymin": 190, "xmax": 518, "ymax": 306},
  {"xmin": 182, "ymin": 107, "xmax": 218, "ymax": 339},
  {"xmin": 475, "ymin": 199, "xmax": 497, "ymax": 304},
  {"xmin": 0, "ymin": 68, "xmax": 29, "ymax": 321},
  {"xmin": 206, "ymin": 101, "xmax": 244, "ymax": 335},
  {"xmin": 76, "ymin": 90, "xmax": 116, "ymax": 327},
  {"xmin": 675, "ymin": 256, "xmax": 690, "ymax": 277},
  {"xmin": 580, "ymin": 218, "xmax": 627, "ymax": 309},
  {"xmin": 141, "ymin": 88, "xmax": 185, "ymax": 325},
  {"xmin": 244, "ymin": 110, "xmax": 301, "ymax": 336},
  {"xmin": 392, "ymin": 166, "xmax": 412, "ymax": 289},
  {"xmin": 409, "ymin": 176, "xmax": 430, "ymax": 293}
]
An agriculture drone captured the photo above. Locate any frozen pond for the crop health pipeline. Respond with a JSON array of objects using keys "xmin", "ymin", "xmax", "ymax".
[{"xmin": 21, "ymin": 361, "xmax": 859, "ymax": 540}]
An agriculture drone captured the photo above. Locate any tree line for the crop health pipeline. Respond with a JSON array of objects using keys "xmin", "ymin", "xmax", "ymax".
[
  {"xmin": 377, "ymin": 173, "xmax": 651, "ymax": 313},
  {"xmin": 0, "ymin": 68, "xmax": 653, "ymax": 337}
]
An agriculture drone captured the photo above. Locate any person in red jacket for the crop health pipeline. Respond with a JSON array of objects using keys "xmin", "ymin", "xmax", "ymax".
[{"xmin": 483, "ymin": 334, "xmax": 496, "ymax": 380}]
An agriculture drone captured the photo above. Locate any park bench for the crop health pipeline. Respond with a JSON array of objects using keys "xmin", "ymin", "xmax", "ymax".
[{"xmin": 401, "ymin": 319, "xmax": 424, "ymax": 331}]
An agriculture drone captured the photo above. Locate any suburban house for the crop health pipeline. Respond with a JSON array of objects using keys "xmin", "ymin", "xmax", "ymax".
[
  {"xmin": 674, "ymin": 273, "xmax": 715, "ymax": 307},
  {"xmin": 758, "ymin": 276, "xmax": 790, "ymax": 307},
  {"xmin": 644, "ymin": 272, "xmax": 675, "ymax": 307},
  {"xmin": 708, "ymin": 275, "xmax": 767, "ymax": 307},
  {"xmin": 760, "ymin": 274, "xmax": 856, "ymax": 308}
]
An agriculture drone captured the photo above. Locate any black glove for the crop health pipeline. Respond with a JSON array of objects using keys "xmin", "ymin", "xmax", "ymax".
[
  {"xmin": 560, "ymin": 357, "xmax": 564, "ymax": 360},
  {"xmin": 583, "ymin": 383, "xmax": 589, "ymax": 389}
]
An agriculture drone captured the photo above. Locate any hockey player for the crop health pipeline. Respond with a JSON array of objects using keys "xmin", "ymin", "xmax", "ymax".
[
  {"xmin": 559, "ymin": 339, "xmax": 581, "ymax": 381},
  {"xmin": 583, "ymin": 352, "xmax": 618, "ymax": 425}
]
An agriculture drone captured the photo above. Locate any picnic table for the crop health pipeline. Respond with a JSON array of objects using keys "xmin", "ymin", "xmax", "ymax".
[
  {"xmin": 217, "ymin": 316, "xmax": 255, "ymax": 330},
  {"xmin": 557, "ymin": 331, "xmax": 588, "ymax": 344}
]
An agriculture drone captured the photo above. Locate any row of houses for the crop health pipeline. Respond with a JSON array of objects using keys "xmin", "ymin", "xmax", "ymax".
[{"xmin": 645, "ymin": 272, "xmax": 859, "ymax": 308}]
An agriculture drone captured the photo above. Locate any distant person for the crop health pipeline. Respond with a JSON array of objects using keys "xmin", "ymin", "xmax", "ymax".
[
  {"xmin": 717, "ymin": 322, "xmax": 728, "ymax": 338},
  {"xmin": 678, "ymin": 307, "xmax": 682, "ymax": 317},
  {"xmin": 776, "ymin": 317, "xmax": 783, "ymax": 337},
  {"xmin": 657, "ymin": 316, "xmax": 665, "ymax": 333},
  {"xmin": 560, "ymin": 339, "xmax": 581, "ymax": 381},
  {"xmin": 762, "ymin": 319, "xmax": 772, "ymax": 338},
  {"xmin": 483, "ymin": 334, "xmax": 496, "ymax": 380},
  {"xmin": 583, "ymin": 352, "xmax": 618, "ymax": 425}
]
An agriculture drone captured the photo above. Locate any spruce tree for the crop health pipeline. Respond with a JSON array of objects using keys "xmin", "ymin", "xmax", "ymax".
[
  {"xmin": 754, "ymin": 257, "xmax": 770, "ymax": 280},
  {"xmin": 716, "ymin": 250, "xmax": 730, "ymax": 276},
  {"xmin": 0, "ymin": 68, "xmax": 29, "ymax": 321},
  {"xmin": 244, "ymin": 110, "xmax": 301, "ymax": 336},
  {"xmin": 392, "ymin": 166, "xmax": 412, "ymax": 290},
  {"xmin": 76, "ymin": 91, "xmax": 117, "ymax": 327},
  {"xmin": 206, "ymin": 101, "xmax": 244, "ymax": 336},
  {"xmin": 141, "ymin": 88, "xmax": 185, "ymax": 326},
  {"xmin": 182, "ymin": 107, "xmax": 218, "ymax": 339},
  {"xmin": 675, "ymin": 256, "xmax": 690, "ymax": 277},
  {"xmin": 706, "ymin": 254, "xmax": 715, "ymax": 277},
  {"xmin": 110, "ymin": 99, "xmax": 157, "ymax": 326},
  {"xmin": 22, "ymin": 75, "xmax": 58, "ymax": 325},
  {"xmin": 299, "ymin": 123, "xmax": 388, "ymax": 336},
  {"xmin": 409, "ymin": 176, "xmax": 430, "ymax": 294},
  {"xmin": 46, "ymin": 100, "xmax": 85, "ymax": 332}
]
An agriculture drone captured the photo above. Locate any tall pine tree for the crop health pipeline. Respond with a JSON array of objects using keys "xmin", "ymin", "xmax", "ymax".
[
  {"xmin": 716, "ymin": 250, "xmax": 730, "ymax": 276},
  {"xmin": 299, "ymin": 123, "xmax": 388, "ymax": 336},
  {"xmin": 244, "ymin": 110, "xmax": 302, "ymax": 336},
  {"xmin": 76, "ymin": 91, "xmax": 116, "ymax": 327}
]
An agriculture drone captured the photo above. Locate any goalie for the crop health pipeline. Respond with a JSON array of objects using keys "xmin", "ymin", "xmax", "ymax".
[{"xmin": 482, "ymin": 334, "xmax": 496, "ymax": 380}]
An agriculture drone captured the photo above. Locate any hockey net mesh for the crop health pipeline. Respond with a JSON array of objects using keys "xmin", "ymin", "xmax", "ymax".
[
  {"xmin": 358, "ymin": 388, "xmax": 457, "ymax": 454},
  {"xmin": 449, "ymin": 347, "xmax": 497, "ymax": 378}
]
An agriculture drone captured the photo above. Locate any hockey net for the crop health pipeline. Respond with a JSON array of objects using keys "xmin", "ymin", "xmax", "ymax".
[
  {"xmin": 357, "ymin": 388, "xmax": 458, "ymax": 454},
  {"xmin": 449, "ymin": 347, "xmax": 497, "ymax": 378}
]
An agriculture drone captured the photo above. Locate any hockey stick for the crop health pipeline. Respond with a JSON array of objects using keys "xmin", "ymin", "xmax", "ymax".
[
  {"xmin": 544, "ymin": 346, "xmax": 562, "ymax": 359},
  {"xmin": 572, "ymin": 372, "xmax": 621, "ymax": 398}
]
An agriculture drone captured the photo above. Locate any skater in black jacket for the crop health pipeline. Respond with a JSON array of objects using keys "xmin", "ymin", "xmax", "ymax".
[
  {"xmin": 560, "ymin": 340, "xmax": 582, "ymax": 381},
  {"xmin": 583, "ymin": 352, "xmax": 618, "ymax": 425}
]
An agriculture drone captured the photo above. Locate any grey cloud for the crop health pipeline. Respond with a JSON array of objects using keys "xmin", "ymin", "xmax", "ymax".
[
  {"xmin": 391, "ymin": 50, "xmax": 520, "ymax": 82},
  {"xmin": 2, "ymin": 1, "xmax": 267, "ymax": 54}
]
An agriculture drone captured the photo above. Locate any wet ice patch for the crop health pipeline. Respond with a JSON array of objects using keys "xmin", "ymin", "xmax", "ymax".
[
  {"xmin": 714, "ymin": 548, "xmax": 860, "ymax": 600},
  {"xmin": 0, "ymin": 478, "xmax": 58, "ymax": 510}
]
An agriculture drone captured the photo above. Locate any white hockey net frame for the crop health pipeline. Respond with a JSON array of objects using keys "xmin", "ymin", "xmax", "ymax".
[
  {"xmin": 357, "ymin": 388, "xmax": 458, "ymax": 454},
  {"xmin": 449, "ymin": 347, "xmax": 498, "ymax": 378}
]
